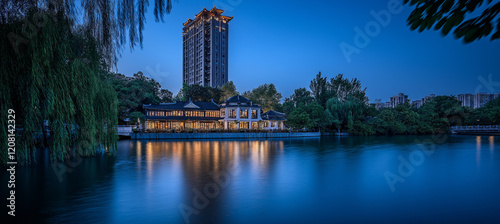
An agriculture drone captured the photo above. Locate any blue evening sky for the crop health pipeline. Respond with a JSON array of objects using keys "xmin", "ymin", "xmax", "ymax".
[{"xmin": 116, "ymin": 0, "xmax": 500, "ymax": 102}]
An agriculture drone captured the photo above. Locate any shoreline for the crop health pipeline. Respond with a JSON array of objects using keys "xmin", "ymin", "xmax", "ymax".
[{"xmin": 131, "ymin": 132, "xmax": 321, "ymax": 140}]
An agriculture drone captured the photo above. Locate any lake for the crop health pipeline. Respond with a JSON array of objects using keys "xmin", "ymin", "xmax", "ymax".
[{"xmin": 4, "ymin": 135, "xmax": 500, "ymax": 223}]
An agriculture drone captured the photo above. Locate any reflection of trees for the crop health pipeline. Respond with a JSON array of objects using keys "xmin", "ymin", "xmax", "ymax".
[{"xmin": 9, "ymin": 147, "xmax": 117, "ymax": 223}]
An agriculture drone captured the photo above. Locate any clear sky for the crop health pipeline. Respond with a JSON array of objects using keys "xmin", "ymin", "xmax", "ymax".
[{"xmin": 116, "ymin": 0, "xmax": 500, "ymax": 103}]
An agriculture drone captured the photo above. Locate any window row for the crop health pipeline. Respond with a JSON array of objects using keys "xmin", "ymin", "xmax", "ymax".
[
  {"xmin": 225, "ymin": 109, "xmax": 259, "ymax": 119},
  {"xmin": 148, "ymin": 110, "xmax": 220, "ymax": 117}
]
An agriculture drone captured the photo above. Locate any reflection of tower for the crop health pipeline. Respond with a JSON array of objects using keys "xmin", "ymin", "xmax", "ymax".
[{"xmin": 182, "ymin": 7, "xmax": 232, "ymax": 87}]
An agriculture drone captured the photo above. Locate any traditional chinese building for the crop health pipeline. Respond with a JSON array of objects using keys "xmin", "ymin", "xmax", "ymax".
[
  {"xmin": 143, "ymin": 99, "xmax": 222, "ymax": 131},
  {"xmin": 261, "ymin": 110, "xmax": 287, "ymax": 130},
  {"xmin": 142, "ymin": 95, "xmax": 288, "ymax": 131},
  {"xmin": 219, "ymin": 95, "xmax": 262, "ymax": 130}
]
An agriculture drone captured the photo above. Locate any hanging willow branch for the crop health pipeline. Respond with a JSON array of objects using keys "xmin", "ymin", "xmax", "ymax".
[
  {"xmin": 1, "ymin": 1, "xmax": 173, "ymax": 165},
  {"xmin": 1, "ymin": 0, "xmax": 174, "ymax": 67},
  {"xmin": 1, "ymin": 9, "xmax": 118, "ymax": 165}
]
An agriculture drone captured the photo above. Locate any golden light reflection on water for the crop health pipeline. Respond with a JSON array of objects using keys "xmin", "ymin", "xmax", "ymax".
[
  {"xmin": 476, "ymin": 136, "xmax": 481, "ymax": 166},
  {"xmin": 489, "ymin": 136, "xmax": 495, "ymax": 154},
  {"xmin": 135, "ymin": 141, "xmax": 141, "ymax": 170},
  {"xmin": 136, "ymin": 140, "xmax": 285, "ymax": 185},
  {"xmin": 146, "ymin": 142, "xmax": 154, "ymax": 182}
]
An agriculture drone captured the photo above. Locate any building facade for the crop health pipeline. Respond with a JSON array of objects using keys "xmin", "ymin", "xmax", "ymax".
[
  {"xmin": 390, "ymin": 93, "xmax": 408, "ymax": 108},
  {"xmin": 143, "ymin": 100, "xmax": 222, "ymax": 131},
  {"xmin": 142, "ymin": 95, "xmax": 288, "ymax": 132},
  {"xmin": 412, "ymin": 100, "xmax": 423, "ymax": 109},
  {"xmin": 261, "ymin": 110, "xmax": 287, "ymax": 130},
  {"xmin": 457, "ymin": 93, "xmax": 474, "ymax": 108},
  {"xmin": 182, "ymin": 7, "xmax": 232, "ymax": 87},
  {"xmin": 219, "ymin": 95, "xmax": 263, "ymax": 130},
  {"xmin": 421, "ymin": 94, "xmax": 436, "ymax": 104},
  {"xmin": 457, "ymin": 93, "xmax": 499, "ymax": 109},
  {"xmin": 473, "ymin": 93, "xmax": 499, "ymax": 109}
]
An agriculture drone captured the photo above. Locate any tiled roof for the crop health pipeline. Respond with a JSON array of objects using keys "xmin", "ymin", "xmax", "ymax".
[
  {"xmin": 143, "ymin": 100, "xmax": 220, "ymax": 110},
  {"xmin": 224, "ymin": 95, "xmax": 251, "ymax": 103},
  {"xmin": 262, "ymin": 110, "xmax": 287, "ymax": 121}
]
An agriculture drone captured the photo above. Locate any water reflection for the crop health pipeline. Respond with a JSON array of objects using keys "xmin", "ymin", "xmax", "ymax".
[
  {"xmin": 477, "ymin": 136, "xmax": 482, "ymax": 166},
  {"xmin": 4, "ymin": 136, "xmax": 500, "ymax": 223}
]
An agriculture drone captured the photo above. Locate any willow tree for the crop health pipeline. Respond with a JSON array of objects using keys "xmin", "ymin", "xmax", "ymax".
[
  {"xmin": 1, "ymin": 0, "xmax": 175, "ymax": 165},
  {"xmin": 1, "ymin": 9, "xmax": 120, "ymax": 165},
  {"xmin": 1, "ymin": 0, "xmax": 174, "ymax": 67}
]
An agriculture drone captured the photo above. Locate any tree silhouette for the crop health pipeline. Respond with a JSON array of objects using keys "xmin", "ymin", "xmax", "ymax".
[{"xmin": 404, "ymin": 0, "xmax": 500, "ymax": 43}]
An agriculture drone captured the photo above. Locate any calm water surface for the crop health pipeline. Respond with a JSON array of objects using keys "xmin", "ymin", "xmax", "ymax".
[{"xmin": 4, "ymin": 135, "xmax": 500, "ymax": 223}]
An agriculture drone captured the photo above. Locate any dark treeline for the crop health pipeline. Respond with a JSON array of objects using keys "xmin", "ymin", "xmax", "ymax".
[
  {"xmin": 111, "ymin": 71, "xmax": 500, "ymax": 136},
  {"xmin": 283, "ymin": 73, "xmax": 500, "ymax": 135}
]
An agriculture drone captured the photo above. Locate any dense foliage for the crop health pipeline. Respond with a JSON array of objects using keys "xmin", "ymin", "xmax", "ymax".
[
  {"xmin": 110, "ymin": 71, "xmax": 173, "ymax": 124},
  {"xmin": 285, "ymin": 73, "xmax": 500, "ymax": 135},
  {"xmin": 1, "ymin": 0, "xmax": 174, "ymax": 165},
  {"xmin": 1, "ymin": 10, "xmax": 117, "ymax": 165},
  {"xmin": 1, "ymin": 0, "xmax": 174, "ymax": 67},
  {"xmin": 404, "ymin": 0, "xmax": 500, "ymax": 43},
  {"xmin": 176, "ymin": 83, "xmax": 223, "ymax": 104},
  {"xmin": 220, "ymin": 81, "xmax": 239, "ymax": 102},
  {"xmin": 243, "ymin": 83, "xmax": 282, "ymax": 112}
]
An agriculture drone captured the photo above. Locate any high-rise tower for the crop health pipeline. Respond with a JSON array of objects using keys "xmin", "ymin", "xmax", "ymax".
[{"xmin": 182, "ymin": 7, "xmax": 232, "ymax": 87}]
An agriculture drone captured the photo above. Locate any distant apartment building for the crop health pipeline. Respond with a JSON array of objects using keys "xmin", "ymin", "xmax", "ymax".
[
  {"xmin": 474, "ymin": 93, "xmax": 499, "ymax": 109},
  {"xmin": 422, "ymin": 94, "xmax": 436, "ymax": 104},
  {"xmin": 385, "ymin": 102, "xmax": 391, "ymax": 108},
  {"xmin": 412, "ymin": 100, "xmax": 422, "ymax": 109},
  {"xmin": 457, "ymin": 93, "xmax": 474, "ymax": 108},
  {"xmin": 390, "ymin": 93, "xmax": 408, "ymax": 108},
  {"xmin": 457, "ymin": 93, "xmax": 499, "ymax": 109},
  {"xmin": 182, "ymin": 7, "xmax": 232, "ymax": 87}
]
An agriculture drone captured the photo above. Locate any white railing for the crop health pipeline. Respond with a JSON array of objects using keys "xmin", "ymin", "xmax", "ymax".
[
  {"xmin": 116, "ymin": 125, "xmax": 136, "ymax": 128},
  {"xmin": 116, "ymin": 126, "xmax": 134, "ymax": 136},
  {"xmin": 451, "ymin": 125, "xmax": 500, "ymax": 131}
]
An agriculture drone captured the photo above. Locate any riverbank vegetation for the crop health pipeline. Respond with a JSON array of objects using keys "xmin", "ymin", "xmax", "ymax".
[
  {"xmin": 111, "ymin": 71, "xmax": 499, "ymax": 136},
  {"xmin": 1, "ymin": 1, "xmax": 174, "ymax": 165},
  {"xmin": 282, "ymin": 73, "xmax": 500, "ymax": 135}
]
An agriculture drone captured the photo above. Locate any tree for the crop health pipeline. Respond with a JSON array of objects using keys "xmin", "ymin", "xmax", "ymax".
[
  {"xmin": 110, "ymin": 72, "xmax": 162, "ymax": 123},
  {"xmin": 281, "ymin": 98, "xmax": 296, "ymax": 115},
  {"xmin": 178, "ymin": 84, "xmax": 223, "ymax": 103},
  {"xmin": 243, "ymin": 83, "xmax": 282, "ymax": 112},
  {"xmin": 1, "ymin": 0, "xmax": 175, "ymax": 66},
  {"xmin": 0, "ymin": 0, "xmax": 175, "ymax": 165},
  {"xmin": 404, "ymin": 0, "xmax": 500, "ymax": 43},
  {"xmin": 290, "ymin": 88, "xmax": 313, "ymax": 106},
  {"xmin": 1, "ymin": 11, "xmax": 117, "ymax": 164},
  {"xmin": 467, "ymin": 97, "xmax": 500, "ymax": 124},
  {"xmin": 329, "ymin": 74, "xmax": 368, "ymax": 103},
  {"xmin": 129, "ymin": 111, "xmax": 146, "ymax": 125},
  {"xmin": 421, "ymin": 95, "xmax": 469, "ymax": 126},
  {"xmin": 159, "ymin": 89, "xmax": 173, "ymax": 103},
  {"xmin": 287, "ymin": 107, "xmax": 310, "ymax": 129},
  {"xmin": 310, "ymin": 72, "xmax": 329, "ymax": 107},
  {"xmin": 220, "ymin": 81, "xmax": 239, "ymax": 102},
  {"xmin": 306, "ymin": 102, "xmax": 325, "ymax": 130},
  {"xmin": 325, "ymin": 97, "xmax": 367, "ymax": 131}
]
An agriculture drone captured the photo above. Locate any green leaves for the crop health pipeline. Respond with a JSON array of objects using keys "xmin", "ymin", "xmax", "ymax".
[
  {"xmin": 404, "ymin": 0, "xmax": 500, "ymax": 43},
  {"xmin": 1, "ymin": 10, "xmax": 118, "ymax": 165},
  {"xmin": 243, "ymin": 83, "xmax": 282, "ymax": 112}
]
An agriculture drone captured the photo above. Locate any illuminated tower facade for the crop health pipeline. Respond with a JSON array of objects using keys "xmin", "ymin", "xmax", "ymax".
[{"xmin": 182, "ymin": 7, "xmax": 232, "ymax": 87}]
